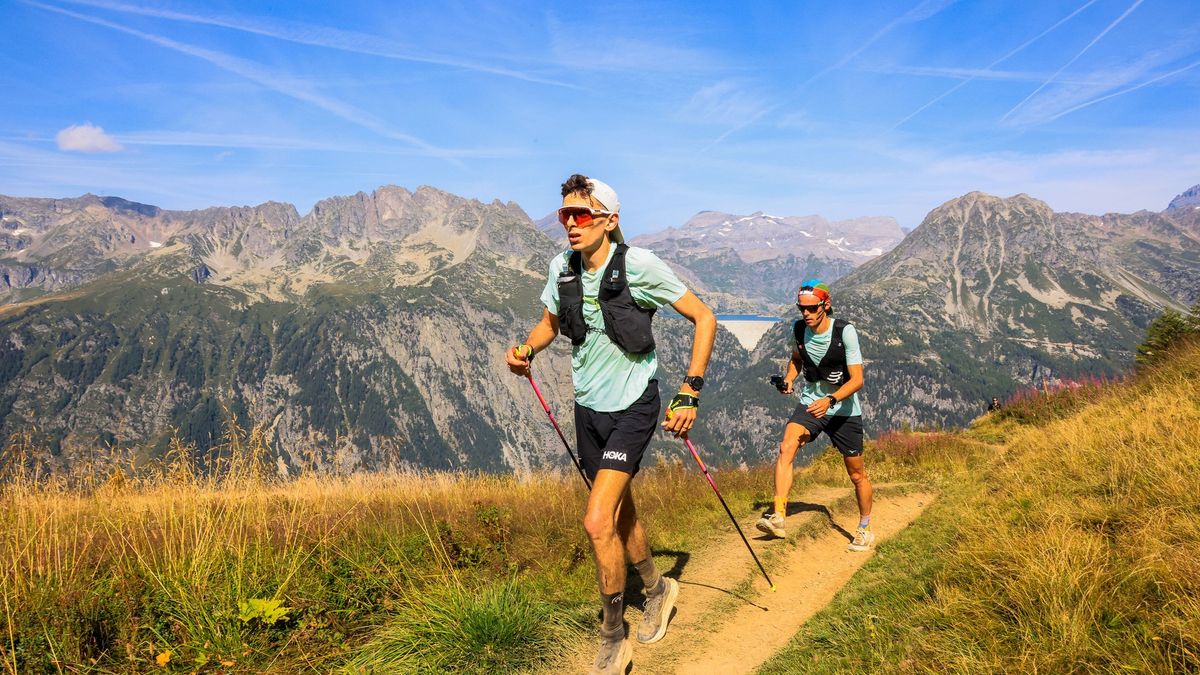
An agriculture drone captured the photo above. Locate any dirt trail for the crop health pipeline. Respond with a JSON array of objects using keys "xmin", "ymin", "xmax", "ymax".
[{"xmin": 564, "ymin": 486, "xmax": 934, "ymax": 674}]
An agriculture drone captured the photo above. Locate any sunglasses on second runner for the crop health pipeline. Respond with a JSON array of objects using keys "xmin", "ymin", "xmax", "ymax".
[
  {"xmin": 557, "ymin": 206, "xmax": 615, "ymax": 228},
  {"xmin": 797, "ymin": 303, "xmax": 825, "ymax": 314}
]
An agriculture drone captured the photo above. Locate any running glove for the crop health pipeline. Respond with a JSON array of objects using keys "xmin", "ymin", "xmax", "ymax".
[{"xmin": 667, "ymin": 392, "xmax": 699, "ymax": 418}]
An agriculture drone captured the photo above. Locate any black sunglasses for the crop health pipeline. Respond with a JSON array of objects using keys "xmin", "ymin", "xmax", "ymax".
[{"xmin": 797, "ymin": 303, "xmax": 824, "ymax": 314}]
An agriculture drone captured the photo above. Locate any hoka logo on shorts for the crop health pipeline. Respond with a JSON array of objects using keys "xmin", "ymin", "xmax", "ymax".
[{"xmin": 602, "ymin": 450, "xmax": 628, "ymax": 462}]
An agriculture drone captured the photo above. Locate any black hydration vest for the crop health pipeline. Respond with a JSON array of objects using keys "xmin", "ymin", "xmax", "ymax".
[
  {"xmin": 794, "ymin": 318, "xmax": 850, "ymax": 386},
  {"xmin": 556, "ymin": 244, "xmax": 656, "ymax": 355}
]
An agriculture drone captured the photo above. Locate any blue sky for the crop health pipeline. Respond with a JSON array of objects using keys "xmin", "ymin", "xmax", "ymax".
[{"xmin": 2, "ymin": 0, "xmax": 1198, "ymax": 235}]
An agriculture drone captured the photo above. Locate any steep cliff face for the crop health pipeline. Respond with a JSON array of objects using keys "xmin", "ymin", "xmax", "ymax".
[{"xmin": 0, "ymin": 188, "xmax": 575, "ymax": 473}]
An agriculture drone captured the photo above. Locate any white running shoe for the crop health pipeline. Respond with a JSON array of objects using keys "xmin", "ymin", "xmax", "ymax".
[
  {"xmin": 589, "ymin": 631, "xmax": 632, "ymax": 675},
  {"xmin": 755, "ymin": 511, "xmax": 787, "ymax": 538},
  {"xmin": 637, "ymin": 577, "xmax": 679, "ymax": 644},
  {"xmin": 847, "ymin": 527, "xmax": 875, "ymax": 552}
]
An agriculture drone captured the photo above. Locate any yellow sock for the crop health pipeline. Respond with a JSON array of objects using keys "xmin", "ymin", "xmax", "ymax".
[{"xmin": 774, "ymin": 496, "xmax": 787, "ymax": 516}]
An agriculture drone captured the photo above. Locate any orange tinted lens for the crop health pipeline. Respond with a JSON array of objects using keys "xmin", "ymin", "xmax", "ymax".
[{"xmin": 558, "ymin": 209, "xmax": 594, "ymax": 226}]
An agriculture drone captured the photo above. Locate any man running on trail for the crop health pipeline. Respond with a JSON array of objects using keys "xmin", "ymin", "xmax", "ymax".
[
  {"xmin": 505, "ymin": 174, "xmax": 716, "ymax": 675},
  {"xmin": 756, "ymin": 279, "xmax": 874, "ymax": 552}
]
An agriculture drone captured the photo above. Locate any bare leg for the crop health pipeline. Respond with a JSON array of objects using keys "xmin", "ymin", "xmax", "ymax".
[
  {"xmin": 843, "ymin": 455, "xmax": 872, "ymax": 518},
  {"xmin": 584, "ymin": 470, "xmax": 636, "ymax": 668},
  {"xmin": 774, "ymin": 422, "xmax": 811, "ymax": 511},
  {"xmin": 617, "ymin": 485, "xmax": 651, "ymax": 566},
  {"xmin": 584, "ymin": 469, "xmax": 635, "ymax": 594}
]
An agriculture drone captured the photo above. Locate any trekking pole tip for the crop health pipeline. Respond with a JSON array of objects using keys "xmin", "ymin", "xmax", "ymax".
[{"xmin": 770, "ymin": 585, "xmax": 777, "ymax": 592}]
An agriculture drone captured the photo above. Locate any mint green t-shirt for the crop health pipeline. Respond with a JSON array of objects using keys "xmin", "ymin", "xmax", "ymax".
[
  {"xmin": 541, "ymin": 246, "xmax": 687, "ymax": 412},
  {"xmin": 796, "ymin": 321, "xmax": 864, "ymax": 417}
]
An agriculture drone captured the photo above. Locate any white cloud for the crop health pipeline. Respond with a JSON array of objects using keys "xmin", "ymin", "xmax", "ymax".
[
  {"xmin": 55, "ymin": 122, "xmax": 123, "ymax": 153},
  {"xmin": 55, "ymin": 0, "xmax": 574, "ymax": 88},
  {"xmin": 28, "ymin": 1, "xmax": 463, "ymax": 165},
  {"xmin": 679, "ymin": 81, "xmax": 772, "ymax": 126}
]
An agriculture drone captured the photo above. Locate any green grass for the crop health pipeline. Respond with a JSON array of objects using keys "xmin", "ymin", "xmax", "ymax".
[{"xmin": 342, "ymin": 579, "xmax": 583, "ymax": 674}]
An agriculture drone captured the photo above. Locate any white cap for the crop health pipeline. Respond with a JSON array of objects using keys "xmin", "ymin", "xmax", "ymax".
[{"xmin": 586, "ymin": 177, "xmax": 623, "ymax": 243}]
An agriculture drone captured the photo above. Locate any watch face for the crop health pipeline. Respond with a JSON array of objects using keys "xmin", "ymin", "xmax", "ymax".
[{"xmin": 685, "ymin": 376, "xmax": 704, "ymax": 390}]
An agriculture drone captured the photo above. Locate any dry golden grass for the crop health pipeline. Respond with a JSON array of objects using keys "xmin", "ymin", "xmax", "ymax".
[
  {"xmin": 764, "ymin": 341, "xmax": 1200, "ymax": 673},
  {"xmin": 0, "ymin": 419, "xmax": 799, "ymax": 672},
  {"xmin": 0, "ymin": 406, "xmax": 973, "ymax": 674}
]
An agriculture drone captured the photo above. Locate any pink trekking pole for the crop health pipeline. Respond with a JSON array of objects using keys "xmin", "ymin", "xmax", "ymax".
[
  {"xmin": 682, "ymin": 437, "xmax": 775, "ymax": 591},
  {"xmin": 525, "ymin": 372, "xmax": 592, "ymax": 491}
]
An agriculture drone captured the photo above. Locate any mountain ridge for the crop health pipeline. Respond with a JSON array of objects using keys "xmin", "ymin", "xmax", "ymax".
[{"xmin": 2, "ymin": 183, "xmax": 1198, "ymax": 471}]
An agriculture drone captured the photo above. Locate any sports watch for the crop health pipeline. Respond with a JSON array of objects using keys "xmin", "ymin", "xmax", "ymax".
[
  {"xmin": 825, "ymin": 394, "xmax": 838, "ymax": 407},
  {"xmin": 682, "ymin": 375, "xmax": 705, "ymax": 392}
]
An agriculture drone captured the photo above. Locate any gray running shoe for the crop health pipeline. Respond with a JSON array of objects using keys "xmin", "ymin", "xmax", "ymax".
[
  {"xmin": 847, "ymin": 527, "xmax": 875, "ymax": 552},
  {"xmin": 755, "ymin": 511, "xmax": 787, "ymax": 538},
  {"xmin": 589, "ymin": 628, "xmax": 632, "ymax": 675},
  {"xmin": 637, "ymin": 577, "xmax": 679, "ymax": 644}
]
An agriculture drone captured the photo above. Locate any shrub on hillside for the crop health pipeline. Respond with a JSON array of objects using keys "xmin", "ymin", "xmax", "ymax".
[{"xmin": 1136, "ymin": 302, "xmax": 1200, "ymax": 366}]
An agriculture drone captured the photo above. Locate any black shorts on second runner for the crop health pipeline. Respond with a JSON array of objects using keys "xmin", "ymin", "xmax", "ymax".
[
  {"xmin": 788, "ymin": 406, "xmax": 864, "ymax": 458},
  {"xmin": 574, "ymin": 380, "xmax": 660, "ymax": 480}
]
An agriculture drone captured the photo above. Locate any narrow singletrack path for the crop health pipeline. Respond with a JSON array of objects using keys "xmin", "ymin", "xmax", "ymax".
[{"xmin": 562, "ymin": 485, "xmax": 934, "ymax": 674}]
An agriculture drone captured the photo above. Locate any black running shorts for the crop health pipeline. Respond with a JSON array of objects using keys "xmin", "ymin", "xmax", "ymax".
[
  {"xmin": 574, "ymin": 380, "xmax": 660, "ymax": 480},
  {"xmin": 788, "ymin": 406, "xmax": 864, "ymax": 458}
]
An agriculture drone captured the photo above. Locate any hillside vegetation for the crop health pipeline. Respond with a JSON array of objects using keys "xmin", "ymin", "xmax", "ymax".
[
  {"xmin": 763, "ymin": 340, "xmax": 1200, "ymax": 673},
  {"xmin": 0, "ymin": 406, "xmax": 985, "ymax": 673},
  {"xmin": 2, "ymin": 341, "xmax": 1196, "ymax": 672}
]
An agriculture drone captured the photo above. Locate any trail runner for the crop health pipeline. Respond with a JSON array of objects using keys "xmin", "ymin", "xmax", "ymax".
[
  {"xmin": 505, "ymin": 174, "xmax": 716, "ymax": 674},
  {"xmin": 756, "ymin": 279, "xmax": 874, "ymax": 552}
]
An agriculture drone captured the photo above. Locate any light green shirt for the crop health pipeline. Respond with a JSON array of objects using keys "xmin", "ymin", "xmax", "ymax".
[
  {"xmin": 541, "ymin": 246, "xmax": 687, "ymax": 412},
  {"xmin": 796, "ymin": 321, "xmax": 864, "ymax": 417}
]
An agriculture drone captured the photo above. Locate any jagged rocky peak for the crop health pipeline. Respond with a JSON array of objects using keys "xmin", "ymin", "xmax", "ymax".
[
  {"xmin": 1167, "ymin": 184, "xmax": 1200, "ymax": 211},
  {"xmin": 0, "ymin": 184, "xmax": 557, "ymax": 305}
]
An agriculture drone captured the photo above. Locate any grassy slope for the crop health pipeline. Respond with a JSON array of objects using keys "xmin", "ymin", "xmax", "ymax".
[
  {"xmin": 762, "ymin": 341, "xmax": 1200, "ymax": 673},
  {"xmin": 0, "ymin": 412, "xmax": 990, "ymax": 673},
  {"xmin": 3, "ymin": 344, "xmax": 1196, "ymax": 672}
]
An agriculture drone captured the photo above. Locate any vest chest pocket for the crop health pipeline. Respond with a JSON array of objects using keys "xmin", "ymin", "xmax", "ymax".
[{"xmin": 556, "ymin": 273, "xmax": 589, "ymax": 346}]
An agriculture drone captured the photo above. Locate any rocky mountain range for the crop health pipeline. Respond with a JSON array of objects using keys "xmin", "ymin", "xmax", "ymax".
[
  {"xmin": 1, "ymin": 183, "xmax": 1198, "ymax": 472},
  {"xmin": 630, "ymin": 212, "xmax": 905, "ymax": 313},
  {"xmin": 537, "ymin": 209, "xmax": 905, "ymax": 313},
  {"xmin": 0, "ymin": 187, "xmax": 616, "ymax": 474},
  {"xmin": 699, "ymin": 186, "xmax": 1200, "ymax": 460}
]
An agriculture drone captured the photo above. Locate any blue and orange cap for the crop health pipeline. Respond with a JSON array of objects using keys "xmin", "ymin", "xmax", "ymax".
[{"xmin": 797, "ymin": 278, "xmax": 831, "ymax": 303}]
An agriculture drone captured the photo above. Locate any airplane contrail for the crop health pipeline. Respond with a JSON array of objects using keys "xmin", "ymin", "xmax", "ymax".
[
  {"xmin": 894, "ymin": 0, "xmax": 1100, "ymax": 128},
  {"xmin": 1001, "ymin": 0, "xmax": 1145, "ymax": 123}
]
